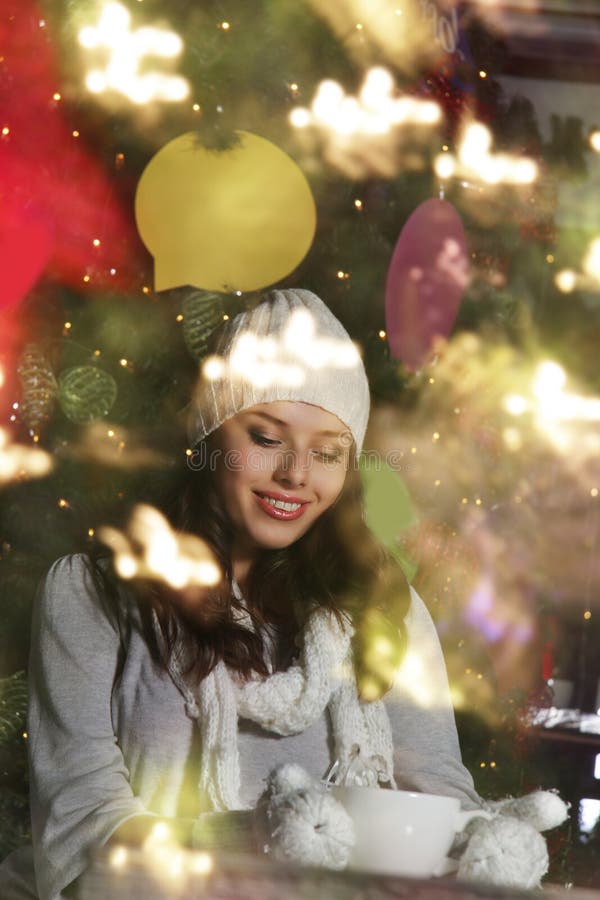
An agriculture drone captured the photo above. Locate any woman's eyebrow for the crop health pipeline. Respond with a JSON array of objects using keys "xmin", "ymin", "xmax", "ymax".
[{"xmin": 243, "ymin": 410, "xmax": 344, "ymax": 439}]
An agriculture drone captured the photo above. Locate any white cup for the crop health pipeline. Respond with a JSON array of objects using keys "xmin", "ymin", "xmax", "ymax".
[
  {"xmin": 331, "ymin": 786, "xmax": 489, "ymax": 877},
  {"xmin": 548, "ymin": 678, "xmax": 574, "ymax": 709}
]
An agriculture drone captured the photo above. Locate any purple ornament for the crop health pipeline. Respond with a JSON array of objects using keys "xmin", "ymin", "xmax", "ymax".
[{"xmin": 385, "ymin": 198, "xmax": 469, "ymax": 370}]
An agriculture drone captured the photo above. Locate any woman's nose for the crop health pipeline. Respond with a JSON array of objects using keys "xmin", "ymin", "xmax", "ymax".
[{"xmin": 273, "ymin": 449, "xmax": 309, "ymax": 487}]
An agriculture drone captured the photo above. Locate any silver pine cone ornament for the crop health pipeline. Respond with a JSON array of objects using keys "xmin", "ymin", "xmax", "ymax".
[
  {"xmin": 181, "ymin": 290, "xmax": 224, "ymax": 361},
  {"xmin": 17, "ymin": 344, "xmax": 58, "ymax": 432}
]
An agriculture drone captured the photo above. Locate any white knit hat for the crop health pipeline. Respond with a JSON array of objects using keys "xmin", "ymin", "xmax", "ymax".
[{"xmin": 188, "ymin": 288, "xmax": 370, "ymax": 455}]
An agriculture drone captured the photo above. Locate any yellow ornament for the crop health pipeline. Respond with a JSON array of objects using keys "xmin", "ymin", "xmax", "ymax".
[{"xmin": 135, "ymin": 131, "xmax": 317, "ymax": 293}]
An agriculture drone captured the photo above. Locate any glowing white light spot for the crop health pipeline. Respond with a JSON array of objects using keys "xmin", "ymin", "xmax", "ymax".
[
  {"xmin": 78, "ymin": 2, "xmax": 189, "ymax": 105},
  {"xmin": 583, "ymin": 237, "xmax": 600, "ymax": 282},
  {"xmin": 99, "ymin": 505, "xmax": 221, "ymax": 591},
  {"xmin": 503, "ymin": 394, "xmax": 528, "ymax": 416},
  {"xmin": 109, "ymin": 845, "xmax": 128, "ymax": 869},
  {"xmin": 434, "ymin": 153, "xmax": 455, "ymax": 179},
  {"xmin": 555, "ymin": 269, "xmax": 577, "ymax": 293},
  {"xmin": 149, "ymin": 822, "xmax": 171, "ymax": 844},
  {"xmin": 190, "ymin": 852, "xmax": 213, "ymax": 875},
  {"xmin": 438, "ymin": 120, "xmax": 537, "ymax": 187},
  {"xmin": 0, "ymin": 428, "xmax": 54, "ymax": 484},
  {"xmin": 289, "ymin": 107, "xmax": 310, "ymax": 128},
  {"xmin": 580, "ymin": 797, "xmax": 600, "ymax": 838},
  {"xmin": 535, "ymin": 360, "xmax": 566, "ymax": 396},
  {"xmin": 289, "ymin": 66, "xmax": 441, "ymax": 177}
]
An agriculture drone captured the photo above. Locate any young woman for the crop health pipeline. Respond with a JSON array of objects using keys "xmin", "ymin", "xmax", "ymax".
[{"xmin": 2, "ymin": 289, "xmax": 482, "ymax": 899}]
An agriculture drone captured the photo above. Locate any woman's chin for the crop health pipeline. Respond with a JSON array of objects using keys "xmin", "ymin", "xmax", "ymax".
[{"xmin": 250, "ymin": 522, "xmax": 307, "ymax": 551}]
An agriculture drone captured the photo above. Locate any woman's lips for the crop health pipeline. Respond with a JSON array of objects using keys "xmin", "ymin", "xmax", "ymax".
[{"xmin": 253, "ymin": 491, "xmax": 309, "ymax": 521}]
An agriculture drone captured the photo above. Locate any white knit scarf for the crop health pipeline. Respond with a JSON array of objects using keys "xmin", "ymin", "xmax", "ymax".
[{"xmin": 154, "ymin": 587, "xmax": 396, "ymax": 812}]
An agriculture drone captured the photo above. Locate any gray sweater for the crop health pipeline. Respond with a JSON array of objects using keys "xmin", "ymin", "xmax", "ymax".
[{"xmin": 2, "ymin": 554, "xmax": 481, "ymax": 899}]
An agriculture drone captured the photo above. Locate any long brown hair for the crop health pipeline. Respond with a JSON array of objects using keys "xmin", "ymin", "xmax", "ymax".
[{"xmin": 93, "ymin": 436, "xmax": 410, "ymax": 700}]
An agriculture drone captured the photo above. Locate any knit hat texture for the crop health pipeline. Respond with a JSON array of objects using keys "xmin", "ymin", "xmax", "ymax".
[{"xmin": 188, "ymin": 288, "xmax": 370, "ymax": 454}]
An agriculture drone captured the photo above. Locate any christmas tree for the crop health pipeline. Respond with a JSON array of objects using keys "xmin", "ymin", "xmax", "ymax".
[{"xmin": 1, "ymin": 0, "xmax": 599, "ymax": 883}]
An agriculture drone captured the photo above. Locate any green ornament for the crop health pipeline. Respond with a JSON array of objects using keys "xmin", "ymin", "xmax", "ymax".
[
  {"xmin": 17, "ymin": 344, "xmax": 58, "ymax": 431},
  {"xmin": 181, "ymin": 290, "xmax": 224, "ymax": 361},
  {"xmin": 360, "ymin": 459, "xmax": 418, "ymax": 582},
  {"xmin": 58, "ymin": 366, "xmax": 117, "ymax": 424}
]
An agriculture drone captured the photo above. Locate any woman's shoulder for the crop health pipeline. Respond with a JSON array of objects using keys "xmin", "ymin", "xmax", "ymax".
[
  {"xmin": 406, "ymin": 585, "xmax": 437, "ymax": 629},
  {"xmin": 43, "ymin": 552, "xmax": 115, "ymax": 598},
  {"xmin": 37, "ymin": 552, "xmax": 132, "ymax": 635},
  {"xmin": 46, "ymin": 550, "xmax": 94, "ymax": 578}
]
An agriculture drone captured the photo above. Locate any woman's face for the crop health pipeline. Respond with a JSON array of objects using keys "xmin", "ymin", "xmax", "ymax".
[{"xmin": 212, "ymin": 401, "xmax": 352, "ymax": 558}]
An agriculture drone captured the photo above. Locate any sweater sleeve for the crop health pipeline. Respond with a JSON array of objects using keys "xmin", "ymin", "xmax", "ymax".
[
  {"xmin": 28, "ymin": 554, "xmax": 149, "ymax": 900},
  {"xmin": 384, "ymin": 586, "xmax": 483, "ymax": 809}
]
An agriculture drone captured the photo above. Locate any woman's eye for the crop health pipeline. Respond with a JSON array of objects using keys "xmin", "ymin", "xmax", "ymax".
[
  {"xmin": 249, "ymin": 430, "xmax": 280, "ymax": 447},
  {"xmin": 317, "ymin": 449, "xmax": 342, "ymax": 463}
]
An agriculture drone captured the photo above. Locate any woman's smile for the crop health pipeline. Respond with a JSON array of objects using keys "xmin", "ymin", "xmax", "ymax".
[{"xmin": 253, "ymin": 489, "xmax": 310, "ymax": 520}]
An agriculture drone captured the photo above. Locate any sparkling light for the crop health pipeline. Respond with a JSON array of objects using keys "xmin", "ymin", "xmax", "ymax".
[
  {"xmin": 436, "ymin": 121, "xmax": 538, "ymax": 187},
  {"xmin": 189, "ymin": 852, "xmax": 213, "ymax": 876},
  {"xmin": 503, "ymin": 394, "xmax": 527, "ymax": 416},
  {"xmin": 98, "ymin": 504, "xmax": 221, "ymax": 590},
  {"xmin": 289, "ymin": 107, "xmax": 310, "ymax": 128},
  {"xmin": 78, "ymin": 2, "xmax": 189, "ymax": 104},
  {"xmin": 311, "ymin": 66, "xmax": 439, "ymax": 133},
  {"xmin": 290, "ymin": 66, "xmax": 441, "ymax": 178},
  {"xmin": 203, "ymin": 308, "xmax": 363, "ymax": 392},
  {"xmin": 555, "ymin": 269, "xmax": 577, "ymax": 293},
  {"xmin": 0, "ymin": 429, "xmax": 54, "ymax": 485},
  {"xmin": 583, "ymin": 237, "xmax": 600, "ymax": 281},
  {"xmin": 140, "ymin": 820, "xmax": 213, "ymax": 890},
  {"xmin": 147, "ymin": 822, "xmax": 172, "ymax": 845},
  {"xmin": 109, "ymin": 846, "xmax": 128, "ymax": 869},
  {"xmin": 202, "ymin": 355, "xmax": 226, "ymax": 381},
  {"xmin": 394, "ymin": 650, "xmax": 434, "ymax": 708},
  {"xmin": 502, "ymin": 360, "xmax": 600, "ymax": 452},
  {"xmin": 580, "ymin": 798, "xmax": 600, "ymax": 836},
  {"xmin": 553, "ymin": 234, "xmax": 600, "ymax": 293},
  {"xmin": 434, "ymin": 153, "xmax": 455, "ymax": 180}
]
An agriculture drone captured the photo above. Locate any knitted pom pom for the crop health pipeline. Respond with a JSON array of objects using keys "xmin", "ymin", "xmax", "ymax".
[
  {"xmin": 267, "ymin": 763, "xmax": 315, "ymax": 798},
  {"xmin": 269, "ymin": 785, "xmax": 355, "ymax": 870},
  {"xmin": 488, "ymin": 791, "xmax": 569, "ymax": 832},
  {"xmin": 457, "ymin": 815, "xmax": 548, "ymax": 890}
]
